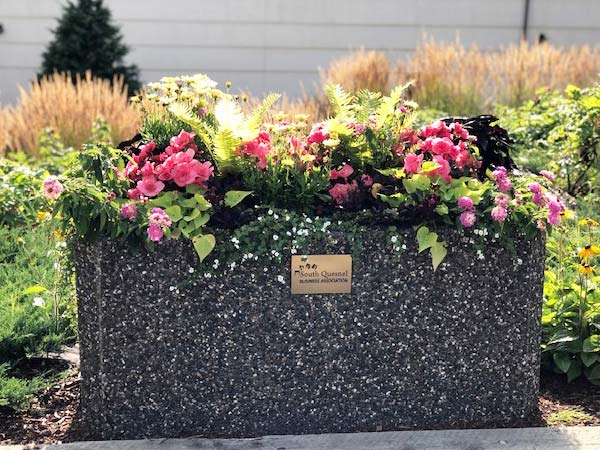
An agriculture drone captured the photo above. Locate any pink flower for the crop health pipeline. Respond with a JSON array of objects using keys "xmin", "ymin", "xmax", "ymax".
[
  {"xmin": 460, "ymin": 211, "xmax": 477, "ymax": 228},
  {"xmin": 420, "ymin": 120, "xmax": 451, "ymax": 139},
  {"xmin": 149, "ymin": 207, "xmax": 172, "ymax": 228},
  {"xmin": 532, "ymin": 192, "xmax": 545, "ymax": 206},
  {"xmin": 430, "ymin": 137, "xmax": 457, "ymax": 158},
  {"xmin": 137, "ymin": 141, "xmax": 156, "ymax": 163},
  {"xmin": 547, "ymin": 196, "xmax": 563, "ymax": 214},
  {"xmin": 457, "ymin": 196, "xmax": 474, "ymax": 211},
  {"xmin": 492, "ymin": 166, "xmax": 507, "ymax": 179},
  {"xmin": 430, "ymin": 155, "xmax": 451, "ymax": 183},
  {"xmin": 403, "ymin": 153, "xmax": 423, "ymax": 174},
  {"xmin": 169, "ymin": 130, "xmax": 196, "ymax": 153},
  {"xmin": 494, "ymin": 193, "xmax": 510, "ymax": 207},
  {"xmin": 307, "ymin": 122, "xmax": 329, "ymax": 145},
  {"xmin": 330, "ymin": 164, "xmax": 354, "ymax": 180},
  {"xmin": 548, "ymin": 212, "xmax": 561, "ymax": 226},
  {"xmin": 539, "ymin": 170, "xmax": 555, "ymax": 181},
  {"xmin": 137, "ymin": 176, "xmax": 165, "ymax": 197},
  {"xmin": 193, "ymin": 161, "xmax": 214, "ymax": 186},
  {"xmin": 128, "ymin": 187, "xmax": 142, "ymax": 200},
  {"xmin": 361, "ymin": 174, "xmax": 373, "ymax": 187},
  {"xmin": 527, "ymin": 182, "xmax": 542, "ymax": 194},
  {"xmin": 497, "ymin": 177, "xmax": 512, "ymax": 192},
  {"xmin": 491, "ymin": 206, "xmax": 508, "ymax": 222},
  {"xmin": 120, "ymin": 203, "xmax": 137, "ymax": 220},
  {"xmin": 42, "ymin": 176, "xmax": 64, "ymax": 200},
  {"xmin": 329, "ymin": 181, "xmax": 358, "ymax": 205},
  {"xmin": 147, "ymin": 223, "xmax": 164, "ymax": 242},
  {"xmin": 450, "ymin": 122, "xmax": 469, "ymax": 140},
  {"xmin": 243, "ymin": 131, "xmax": 271, "ymax": 169}
]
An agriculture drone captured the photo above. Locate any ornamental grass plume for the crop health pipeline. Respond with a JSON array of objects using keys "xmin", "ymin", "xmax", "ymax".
[
  {"xmin": 321, "ymin": 48, "xmax": 391, "ymax": 94},
  {"xmin": 2, "ymin": 71, "xmax": 139, "ymax": 155}
]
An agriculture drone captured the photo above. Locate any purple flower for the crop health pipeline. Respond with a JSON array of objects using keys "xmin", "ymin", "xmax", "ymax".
[
  {"xmin": 527, "ymin": 182, "xmax": 542, "ymax": 194},
  {"xmin": 120, "ymin": 203, "xmax": 137, "ymax": 220},
  {"xmin": 494, "ymin": 193, "xmax": 510, "ymax": 208}
]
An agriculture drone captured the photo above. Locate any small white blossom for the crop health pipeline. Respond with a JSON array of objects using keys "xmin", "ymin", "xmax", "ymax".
[
  {"xmin": 268, "ymin": 209, "xmax": 274, "ymax": 215},
  {"xmin": 231, "ymin": 237, "xmax": 240, "ymax": 245},
  {"xmin": 291, "ymin": 248, "xmax": 297, "ymax": 254},
  {"xmin": 391, "ymin": 236, "xmax": 398, "ymax": 243},
  {"xmin": 204, "ymin": 273, "xmax": 212, "ymax": 279},
  {"xmin": 169, "ymin": 286, "xmax": 176, "ymax": 291},
  {"xmin": 401, "ymin": 244, "xmax": 407, "ymax": 250},
  {"xmin": 273, "ymin": 234, "xmax": 279, "ymax": 241},
  {"xmin": 305, "ymin": 218, "xmax": 313, "ymax": 224},
  {"xmin": 277, "ymin": 275, "xmax": 285, "ymax": 284},
  {"xmin": 273, "ymin": 214, "xmax": 279, "ymax": 220},
  {"xmin": 32, "ymin": 297, "xmax": 45, "ymax": 307},
  {"xmin": 188, "ymin": 267, "xmax": 195, "ymax": 273}
]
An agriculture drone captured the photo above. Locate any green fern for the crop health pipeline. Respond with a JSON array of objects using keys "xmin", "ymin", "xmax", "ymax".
[
  {"xmin": 167, "ymin": 102, "xmax": 213, "ymax": 146},
  {"xmin": 212, "ymin": 129, "xmax": 240, "ymax": 174},
  {"xmin": 246, "ymin": 93, "xmax": 281, "ymax": 132},
  {"xmin": 325, "ymin": 84, "xmax": 354, "ymax": 118},
  {"xmin": 376, "ymin": 82, "xmax": 411, "ymax": 127},
  {"xmin": 355, "ymin": 89, "xmax": 383, "ymax": 122}
]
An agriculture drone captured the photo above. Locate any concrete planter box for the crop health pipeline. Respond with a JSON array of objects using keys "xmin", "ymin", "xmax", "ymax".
[{"xmin": 73, "ymin": 225, "xmax": 545, "ymax": 440}]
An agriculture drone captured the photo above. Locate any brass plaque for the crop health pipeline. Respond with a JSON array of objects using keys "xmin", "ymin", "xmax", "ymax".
[{"xmin": 291, "ymin": 254, "xmax": 352, "ymax": 294}]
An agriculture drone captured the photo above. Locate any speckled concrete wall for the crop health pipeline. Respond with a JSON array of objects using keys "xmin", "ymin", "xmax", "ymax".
[{"xmin": 73, "ymin": 226, "xmax": 545, "ymax": 439}]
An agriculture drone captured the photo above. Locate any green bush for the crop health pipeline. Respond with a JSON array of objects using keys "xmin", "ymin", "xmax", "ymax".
[
  {"xmin": 0, "ymin": 224, "xmax": 76, "ymax": 365},
  {"xmin": 498, "ymin": 84, "xmax": 600, "ymax": 197}
]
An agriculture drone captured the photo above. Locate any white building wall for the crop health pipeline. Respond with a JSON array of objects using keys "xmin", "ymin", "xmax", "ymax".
[{"xmin": 1, "ymin": 0, "xmax": 599, "ymax": 104}]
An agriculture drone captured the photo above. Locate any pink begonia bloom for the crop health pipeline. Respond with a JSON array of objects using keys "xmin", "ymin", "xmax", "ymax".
[
  {"xmin": 307, "ymin": 122, "xmax": 329, "ymax": 145},
  {"xmin": 403, "ymin": 153, "xmax": 423, "ymax": 174},
  {"xmin": 42, "ymin": 176, "xmax": 64, "ymax": 200},
  {"xmin": 491, "ymin": 206, "xmax": 508, "ymax": 222},
  {"xmin": 148, "ymin": 207, "xmax": 172, "ymax": 228},
  {"xmin": 137, "ymin": 176, "xmax": 165, "ymax": 197},
  {"xmin": 420, "ymin": 120, "xmax": 451, "ymax": 139},
  {"xmin": 430, "ymin": 137, "xmax": 457, "ymax": 158},
  {"xmin": 460, "ymin": 210, "xmax": 477, "ymax": 228},
  {"xmin": 329, "ymin": 181, "xmax": 358, "ymax": 205},
  {"xmin": 527, "ymin": 182, "xmax": 542, "ymax": 194},
  {"xmin": 243, "ymin": 131, "xmax": 271, "ymax": 169},
  {"xmin": 120, "ymin": 203, "xmax": 137, "ymax": 220},
  {"xmin": 147, "ymin": 223, "xmax": 164, "ymax": 242},
  {"xmin": 398, "ymin": 129, "xmax": 419, "ymax": 146},
  {"xmin": 450, "ymin": 122, "xmax": 469, "ymax": 140},
  {"xmin": 430, "ymin": 155, "xmax": 452, "ymax": 183},
  {"xmin": 361, "ymin": 174, "xmax": 373, "ymax": 187},
  {"xmin": 457, "ymin": 196, "xmax": 474, "ymax": 211},
  {"xmin": 330, "ymin": 164, "xmax": 354, "ymax": 180},
  {"xmin": 128, "ymin": 187, "xmax": 142, "ymax": 200},
  {"xmin": 539, "ymin": 170, "xmax": 555, "ymax": 181},
  {"xmin": 137, "ymin": 141, "xmax": 156, "ymax": 164},
  {"xmin": 494, "ymin": 193, "xmax": 510, "ymax": 208}
]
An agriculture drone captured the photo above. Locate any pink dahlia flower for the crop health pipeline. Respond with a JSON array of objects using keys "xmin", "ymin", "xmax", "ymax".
[
  {"xmin": 491, "ymin": 206, "xmax": 508, "ymax": 222},
  {"xmin": 149, "ymin": 207, "xmax": 172, "ymax": 228},
  {"xmin": 460, "ymin": 211, "xmax": 477, "ymax": 228},
  {"xmin": 494, "ymin": 193, "xmax": 510, "ymax": 208},
  {"xmin": 457, "ymin": 196, "xmax": 474, "ymax": 211},
  {"xmin": 147, "ymin": 223, "xmax": 164, "ymax": 242},
  {"xmin": 539, "ymin": 170, "xmax": 555, "ymax": 181},
  {"xmin": 120, "ymin": 203, "xmax": 138, "ymax": 220}
]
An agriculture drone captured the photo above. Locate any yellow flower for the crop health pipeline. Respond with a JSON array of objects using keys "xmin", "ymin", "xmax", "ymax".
[
  {"xmin": 579, "ymin": 218, "xmax": 599, "ymax": 228},
  {"xmin": 37, "ymin": 211, "xmax": 51, "ymax": 221},
  {"xmin": 578, "ymin": 245, "xmax": 600, "ymax": 262},
  {"xmin": 578, "ymin": 264, "xmax": 595, "ymax": 275},
  {"xmin": 560, "ymin": 209, "xmax": 575, "ymax": 220},
  {"xmin": 53, "ymin": 229, "xmax": 64, "ymax": 240}
]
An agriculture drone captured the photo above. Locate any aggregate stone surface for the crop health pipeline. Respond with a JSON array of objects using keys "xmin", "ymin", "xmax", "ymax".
[{"xmin": 73, "ymin": 226, "xmax": 545, "ymax": 439}]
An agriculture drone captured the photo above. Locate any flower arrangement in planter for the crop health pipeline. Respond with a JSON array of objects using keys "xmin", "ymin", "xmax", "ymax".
[
  {"xmin": 45, "ymin": 74, "xmax": 564, "ymax": 268},
  {"xmin": 43, "ymin": 74, "xmax": 563, "ymax": 438}
]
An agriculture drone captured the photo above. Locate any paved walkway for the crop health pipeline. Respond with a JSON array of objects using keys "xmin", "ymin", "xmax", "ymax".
[{"xmin": 3, "ymin": 427, "xmax": 600, "ymax": 450}]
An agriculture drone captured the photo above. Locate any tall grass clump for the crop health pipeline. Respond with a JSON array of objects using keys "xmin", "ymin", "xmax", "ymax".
[
  {"xmin": 1, "ymin": 71, "xmax": 139, "ymax": 156},
  {"xmin": 394, "ymin": 39, "xmax": 600, "ymax": 115},
  {"xmin": 321, "ymin": 49, "xmax": 391, "ymax": 94}
]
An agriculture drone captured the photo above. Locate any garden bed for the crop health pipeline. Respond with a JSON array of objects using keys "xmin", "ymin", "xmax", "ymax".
[{"xmin": 74, "ymin": 225, "xmax": 544, "ymax": 439}]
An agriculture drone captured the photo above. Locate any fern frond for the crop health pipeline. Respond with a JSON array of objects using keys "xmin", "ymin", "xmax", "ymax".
[
  {"xmin": 376, "ymin": 82, "xmax": 412, "ymax": 127},
  {"xmin": 246, "ymin": 93, "xmax": 281, "ymax": 134},
  {"xmin": 355, "ymin": 89, "xmax": 383, "ymax": 122},
  {"xmin": 325, "ymin": 84, "xmax": 354, "ymax": 118},
  {"xmin": 213, "ymin": 129, "xmax": 241, "ymax": 174},
  {"xmin": 167, "ymin": 102, "xmax": 213, "ymax": 146},
  {"xmin": 215, "ymin": 96, "xmax": 244, "ymax": 131}
]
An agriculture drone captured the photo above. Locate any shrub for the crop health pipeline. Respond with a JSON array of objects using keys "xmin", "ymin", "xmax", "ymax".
[
  {"xmin": 49, "ymin": 74, "xmax": 562, "ymax": 270},
  {"xmin": 498, "ymin": 84, "xmax": 600, "ymax": 197},
  {"xmin": 39, "ymin": 0, "xmax": 140, "ymax": 94},
  {"xmin": 542, "ymin": 216, "xmax": 600, "ymax": 383},
  {"xmin": 0, "ymin": 364, "xmax": 50, "ymax": 410},
  {"xmin": 0, "ymin": 159, "xmax": 47, "ymax": 227},
  {"xmin": 1, "ymin": 71, "xmax": 139, "ymax": 156}
]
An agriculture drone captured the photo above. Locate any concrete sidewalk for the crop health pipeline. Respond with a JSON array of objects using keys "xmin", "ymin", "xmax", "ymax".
[{"xmin": 3, "ymin": 427, "xmax": 600, "ymax": 450}]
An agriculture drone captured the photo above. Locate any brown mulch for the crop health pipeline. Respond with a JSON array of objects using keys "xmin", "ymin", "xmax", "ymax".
[{"xmin": 1, "ymin": 370, "xmax": 600, "ymax": 445}]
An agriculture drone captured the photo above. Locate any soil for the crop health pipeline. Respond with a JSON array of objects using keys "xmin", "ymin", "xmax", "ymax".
[{"xmin": 1, "ymin": 369, "xmax": 599, "ymax": 445}]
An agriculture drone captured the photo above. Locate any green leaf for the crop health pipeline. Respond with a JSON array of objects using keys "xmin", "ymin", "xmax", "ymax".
[
  {"xmin": 379, "ymin": 193, "xmax": 405, "ymax": 208},
  {"xmin": 224, "ymin": 190, "xmax": 253, "ymax": 208},
  {"xmin": 583, "ymin": 335, "xmax": 600, "ymax": 353},
  {"xmin": 22, "ymin": 285, "xmax": 47, "ymax": 295},
  {"xmin": 165, "ymin": 205, "xmax": 182, "ymax": 222},
  {"xmin": 192, "ymin": 234, "xmax": 216, "ymax": 262},
  {"xmin": 149, "ymin": 192, "xmax": 177, "ymax": 208},
  {"xmin": 194, "ymin": 194, "xmax": 212, "ymax": 211},
  {"xmin": 434, "ymin": 204, "xmax": 449, "ymax": 216},
  {"xmin": 430, "ymin": 241, "xmax": 447, "ymax": 271},
  {"xmin": 325, "ymin": 84, "xmax": 354, "ymax": 118},
  {"xmin": 581, "ymin": 352, "xmax": 598, "ymax": 367},
  {"xmin": 416, "ymin": 226, "xmax": 437, "ymax": 253},
  {"xmin": 567, "ymin": 360, "xmax": 582, "ymax": 382},
  {"xmin": 553, "ymin": 352, "xmax": 572, "ymax": 374},
  {"xmin": 183, "ymin": 208, "xmax": 200, "ymax": 221}
]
